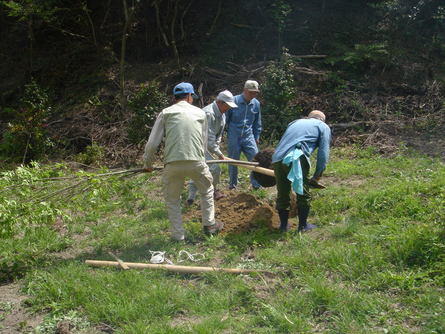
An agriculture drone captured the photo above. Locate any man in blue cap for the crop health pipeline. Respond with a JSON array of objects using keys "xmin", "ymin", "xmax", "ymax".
[
  {"xmin": 226, "ymin": 80, "xmax": 262, "ymax": 190},
  {"xmin": 272, "ymin": 110, "xmax": 331, "ymax": 232},
  {"xmin": 143, "ymin": 82, "xmax": 224, "ymax": 240}
]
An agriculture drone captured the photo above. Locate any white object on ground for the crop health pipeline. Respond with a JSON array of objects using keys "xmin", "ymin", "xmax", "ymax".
[
  {"xmin": 149, "ymin": 251, "xmax": 173, "ymax": 265},
  {"xmin": 177, "ymin": 250, "xmax": 205, "ymax": 263}
]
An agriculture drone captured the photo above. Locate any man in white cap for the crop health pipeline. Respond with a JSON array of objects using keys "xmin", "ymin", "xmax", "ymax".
[
  {"xmin": 226, "ymin": 80, "xmax": 262, "ymax": 190},
  {"xmin": 272, "ymin": 110, "xmax": 331, "ymax": 232},
  {"xmin": 143, "ymin": 82, "xmax": 224, "ymax": 240},
  {"xmin": 187, "ymin": 90, "xmax": 237, "ymax": 205}
]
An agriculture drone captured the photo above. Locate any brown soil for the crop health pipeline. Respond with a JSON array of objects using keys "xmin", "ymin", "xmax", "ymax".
[
  {"xmin": 0, "ymin": 283, "xmax": 44, "ymax": 334},
  {"xmin": 185, "ymin": 192, "xmax": 298, "ymax": 233}
]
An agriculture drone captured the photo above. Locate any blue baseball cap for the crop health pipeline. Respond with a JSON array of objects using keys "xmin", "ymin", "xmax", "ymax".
[{"xmin": 173, "ymin": 82, "xmax": 199, "ymax": 99}]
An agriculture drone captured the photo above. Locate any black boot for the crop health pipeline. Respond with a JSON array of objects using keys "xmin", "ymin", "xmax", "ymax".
[
  {"xmin": 297, "ymin": 207, "xmax": 317, "ymax": 232},
  {"xmin": 278, "ymin": 210, "xmax": 289, "ymax": 232}
]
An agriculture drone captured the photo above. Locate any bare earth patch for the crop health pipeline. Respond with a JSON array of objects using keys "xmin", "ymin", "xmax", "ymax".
[
  {"xmin": 0, "ymin": 283, "xmax": 44, "ymax": 334},
  {"xmin": 185, "ymin": 191, "xmax": 285, "ymax": 233}
]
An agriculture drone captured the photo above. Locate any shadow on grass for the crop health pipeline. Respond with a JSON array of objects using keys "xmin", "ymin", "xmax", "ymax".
[{"xmin": 223, "ymin": 227, "xmax": 284, "ymax": 253}]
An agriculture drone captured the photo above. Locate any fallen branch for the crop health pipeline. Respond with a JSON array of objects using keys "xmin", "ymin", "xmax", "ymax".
[
  {"xmin": 85, "ymin": 260, "xmax": 269, "ymax": 274},
  {"xmin": 331, "ymin": 120, "xmax": 397, "ymax": 130},
  {"xmin": 1, "ymin": 160, "xmax": 262, "ymax": 193}
]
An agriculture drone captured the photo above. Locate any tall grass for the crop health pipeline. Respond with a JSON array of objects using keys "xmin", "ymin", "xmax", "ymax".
[{"xmin": 1, "ymin": 147, "xmax": 444, "ymax": 333}]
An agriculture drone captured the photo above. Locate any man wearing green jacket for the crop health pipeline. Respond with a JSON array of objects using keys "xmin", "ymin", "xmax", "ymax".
[{"xmin": 143, "ymin": 82, "xmax": 224, "ymax": 241}]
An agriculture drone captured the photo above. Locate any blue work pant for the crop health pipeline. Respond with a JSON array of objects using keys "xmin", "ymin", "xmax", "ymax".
[{"xmin": 227, "ymin": 136, "xmax": 260, "ymax": 188}]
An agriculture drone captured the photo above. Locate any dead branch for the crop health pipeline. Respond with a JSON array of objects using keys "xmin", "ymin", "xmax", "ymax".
[
  {"xmin": 331, "ymin": 120, "xmax": 397, "ymax": 130},
  {"xmin": 293, "ymin": 55, "xmax": 328, "ymax": 59}
]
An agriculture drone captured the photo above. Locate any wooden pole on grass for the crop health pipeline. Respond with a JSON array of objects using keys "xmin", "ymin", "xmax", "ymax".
[{"xmin": 85, "ymin": 260, "xmax": 268, "ymax": 274}]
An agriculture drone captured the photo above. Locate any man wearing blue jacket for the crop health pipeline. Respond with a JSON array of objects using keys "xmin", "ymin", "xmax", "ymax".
[
  {"xmin": 226, "ymin": 80, "xmax": 262, "ymax": 189},
  {"xmin": 272, "ymin": 110, "xmax": 331, "ymax": 232}
]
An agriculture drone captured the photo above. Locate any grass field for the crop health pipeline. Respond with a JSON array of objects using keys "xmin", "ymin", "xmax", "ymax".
[{"xmin": 1, "ymin": 146, "xmax": 444, "ymax": 333}]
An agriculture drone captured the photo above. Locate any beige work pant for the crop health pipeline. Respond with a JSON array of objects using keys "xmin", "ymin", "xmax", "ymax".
[
  {"xmin": 163, "ymin": 160, "xmax": 215, "ymax": 240},
  {"xmin": 188, "ymin": 152, "xmax": 220, "ymax": 201}
]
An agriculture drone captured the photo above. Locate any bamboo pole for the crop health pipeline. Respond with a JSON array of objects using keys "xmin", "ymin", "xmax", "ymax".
[{"xmin": 85, "ymin": 260, "xmax": 268, "ymax": 274}]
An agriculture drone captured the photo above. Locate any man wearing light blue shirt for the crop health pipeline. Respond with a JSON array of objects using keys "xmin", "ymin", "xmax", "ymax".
[
  {"xmin": 226, "ymin": 80, "xmax": 262, "ymax": 189},
  {"xmin": 188, "ymin": 90, "xmax": 238, "ymax": 204},
  {"xmin": 272, "ymin": 110, "xmax": 331, "ymax": 232}
]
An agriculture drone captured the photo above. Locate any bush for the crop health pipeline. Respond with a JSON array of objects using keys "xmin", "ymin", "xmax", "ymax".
[
  {"xmin": 127, "ymin": 81, "xmax": 169, "ymax": 144},
  {"xmin": 0, "ymin": 80, "xmax": 53, "ymax": 162},
  {"xmin": 0, "ymin": 163, "xmax": 68, "ymax": 280},
  {"xmin": 326, "ymin": 43, "xmax": 390, "ymax": 72},
  {"xmin": 75, "ymin": 143, "xmax": 105, "ymax": 166},
  {"xmin": 261, "ymin": 50, "xmax": 300, "ymax": 140}
]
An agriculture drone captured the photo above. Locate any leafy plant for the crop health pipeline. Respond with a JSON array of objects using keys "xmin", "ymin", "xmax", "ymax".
[
  {"xmin": 127, "ymin": 81, "xmax": 169, "ymax": 144},
  {"xmin": 35, "ymin": 310, "xmax": 90, "ymax": 334},
  {"xmin": 326, "ymin": 43, "xmax": 390, "ymax": 72},
  {"xmin": 75, "ymin": 143, "xmax": 105, "ymax": 166},
  {"xmin": 0, "ymin": 80, "xmax": 53, "ymax": 162},
  {"xmin": 261, "ymin": 50, "xmax": 299, "ymax": 141}
]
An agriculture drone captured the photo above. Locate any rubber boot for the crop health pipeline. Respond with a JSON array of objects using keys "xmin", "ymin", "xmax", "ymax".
[
  {"xmin": 297, "ymin": 207, "xmax": 317, "ymax": 232},
  {"xmin": 278, "ymin": 210, "xmax": 289, "ymax": 232}
]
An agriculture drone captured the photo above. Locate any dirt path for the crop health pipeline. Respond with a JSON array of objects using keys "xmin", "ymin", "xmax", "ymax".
[{"xmin": 0, "ymin": 283, "xmax": 44, "ymax": 334}]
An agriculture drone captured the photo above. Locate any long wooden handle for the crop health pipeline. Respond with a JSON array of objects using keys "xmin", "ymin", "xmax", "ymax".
[
  {"xmin": 85, "ymin": 260, "xmax": 268, "ymax": 274},
  {"xmin": 224, "ymin": 157, "xmax": 275, "ymax": 177}
]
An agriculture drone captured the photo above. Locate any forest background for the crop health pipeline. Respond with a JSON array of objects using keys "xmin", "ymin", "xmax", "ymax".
[
  {"xmin": 0, "ymin": 0, "xmax": 444, "ymax": 164},
  {"xmin": 1, "ymin": 1, "xmax": 445, "ymax": 333}
]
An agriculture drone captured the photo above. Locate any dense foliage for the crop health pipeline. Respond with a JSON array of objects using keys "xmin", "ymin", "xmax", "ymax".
[{"xmin": 0, "ymin": 0, "xmax": 444, "ymax": 161}]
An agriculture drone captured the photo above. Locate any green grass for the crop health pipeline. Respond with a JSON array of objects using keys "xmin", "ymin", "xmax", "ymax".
[{"xmin": 1, "ymin": 147, "xmax": 444, "ymax": 333}]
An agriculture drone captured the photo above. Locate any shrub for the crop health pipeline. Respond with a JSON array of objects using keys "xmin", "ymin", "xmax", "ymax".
[
  {"xmin": 127, "ymin": 81, "xmax": 169, "ymax": 144},
  {"xmin": 75, "ymin": 143, "xmax": 105, "ymax": 166},
  {"xmin": 261, "ymin": 50, "xmax": 299, "ymax": 141},
  {"xmin": 0, "ymin": 80, "xmax": 53, "ymax": 162}
]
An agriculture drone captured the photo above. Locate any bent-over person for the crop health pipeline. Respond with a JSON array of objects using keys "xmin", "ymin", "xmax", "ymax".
[{"xmin": 272, "ymin": 110, "xmax": 331, "ymax": 232}]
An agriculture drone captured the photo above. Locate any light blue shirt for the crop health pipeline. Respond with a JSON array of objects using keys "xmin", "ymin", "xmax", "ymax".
[
  {"xmin": 226, "ymin": 94, "xmax": 262, "ymax": 141},
  {"xmin": 203, "ymin": 101, "xmax": 225, "ymax": 157},
  {"xmin": 272, "ymin": 118, "xmax": 331, "ymax": 178}
]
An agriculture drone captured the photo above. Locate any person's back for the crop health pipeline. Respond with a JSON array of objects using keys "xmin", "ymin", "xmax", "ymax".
[
  {"xmin": 272, "ymin": 110, "xmax": 331, "ymax": 233},
  {"xmin": 272, "ymin": 118, "xmax": 331, "ymax": 164},
  {"xmin": 163, "ymin": 101, "xmax": 206, "ymax": 163},
  {"xmin": 142, "ymin": 82, "xmax": 223, "ymax": 241}
]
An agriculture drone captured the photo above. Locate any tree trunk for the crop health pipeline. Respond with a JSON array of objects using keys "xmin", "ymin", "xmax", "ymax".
[{"xmin": 119, "ymin": 0, "xmax": 134, "ymax": 112}]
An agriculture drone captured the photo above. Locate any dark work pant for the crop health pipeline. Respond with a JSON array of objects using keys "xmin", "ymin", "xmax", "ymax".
[{"xmin": 273, "ymin": 156, "xmax": 311, "ymax": 212}]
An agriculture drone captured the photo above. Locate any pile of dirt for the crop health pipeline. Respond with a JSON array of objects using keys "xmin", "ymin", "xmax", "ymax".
[{"xmin": 186, "ymin": 192, "xmax": 289, "ymax": 234}]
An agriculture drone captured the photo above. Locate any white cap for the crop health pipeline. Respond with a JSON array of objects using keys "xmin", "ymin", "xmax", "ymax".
[
  {"xmin": 216, "ymin": 90, "xmax": 238, "ymax": 108},
  {"xmin": 244, "ymin": 80, "xmax": 260, "ymax": 92}
]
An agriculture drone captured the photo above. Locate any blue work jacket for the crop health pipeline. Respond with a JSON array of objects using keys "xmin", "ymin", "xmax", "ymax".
[
  {"xmin": 226, "ymin": 94, "xmax": 262, "ymax": 141},
  {"xmin": 272, "ymin": 118, "xmax": 331, "ymax": 178}
]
